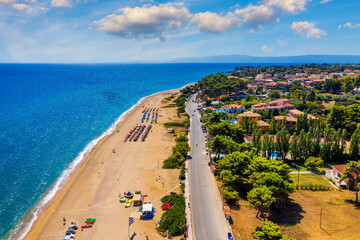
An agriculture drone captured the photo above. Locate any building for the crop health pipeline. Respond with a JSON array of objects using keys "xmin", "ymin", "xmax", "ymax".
[
  {"xmin": 238, "ymin": 111, "xmax": 269, "ymax": 130},
  {"xmin": 221, "ymin": 104, "xmax": 245, "ymax": 114},
  {"xmin": 238, "ymin": 111, "xmax": 262, "ymax": 122},
  {"xmin": 326, "ymin": 165, "xmax": 348, "ymax": 187},
  {"xmin": 251, "ymin": 103, "xmax": 267, "ymax": 111},
  {"xmin": 263, "ymin": 82, "xmax": 277, "ymax": 91},
  {"xmin": 274, "ymin": 116, "xmax": 297, "ymax": 127},
  {"xmin": 264, "ymin": 99, "xmax": 295, "ymax": 112},
  {"xmin": 257, "ymin": 120, "xmax": 270, "ymax": 130},
  {"xmin": 278, "ymin": 81, "xmax": 292, "ymax": 91},
  {"xmin": 289, "ymin": 109, "xmax": 316, "ymax": 120}
]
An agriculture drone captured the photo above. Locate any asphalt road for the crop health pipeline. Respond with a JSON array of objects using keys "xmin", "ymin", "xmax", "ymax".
[{"xmin": 186, "ymin": 94, "xmax": 229, "ymax": 240}]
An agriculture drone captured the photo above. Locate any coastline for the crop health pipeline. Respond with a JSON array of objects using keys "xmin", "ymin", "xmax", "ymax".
[
  {"xmin": 11, "ymin": 85, "xmax": 189, "ymax": 240},
  {"xmin": 9, "ymin": 95, "xmax": 146, "ymax": 240}
]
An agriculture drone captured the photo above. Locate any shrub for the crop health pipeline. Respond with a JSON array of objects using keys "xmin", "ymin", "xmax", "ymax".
[
  {"xmin": 157, "ymin": 194, "xmax": 186, "ymax": 237},
  {"xmin": 299, "ymin": 184, "xmax": 330, "ymax": 191},
  {"xmin": 179, "ymin": 167, "xmax": 185, "ymax": 180},
  {"xmin": 180, "ymin": 183, "xmax": 185, "ymax": 193},
  {"xmin": 163, "ymin": 152, "xmax": 185, "ymax": 169},
  {"xmin": 304, "ymin": 157, "xmax": 324, "ymax": 171}
]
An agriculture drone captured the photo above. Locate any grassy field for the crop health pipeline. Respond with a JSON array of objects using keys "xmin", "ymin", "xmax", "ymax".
[
  {"xmin": 229, "ymin": 173, "xmax": 360, "ymax": 240},
  {"xmin": 290, "ymin": 173, "xmax": 333, "ymax": 187}
]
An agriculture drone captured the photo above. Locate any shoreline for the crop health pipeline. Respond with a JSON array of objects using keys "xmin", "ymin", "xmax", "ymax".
[{"xmin": 10, "ymin": 84, "xmax": 191, "ymax": 240}]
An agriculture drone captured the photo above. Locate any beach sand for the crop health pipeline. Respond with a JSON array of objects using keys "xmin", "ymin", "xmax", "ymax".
[{"xmin": 22, "ymin": 89, "xmax": 184, "ymax": 240}]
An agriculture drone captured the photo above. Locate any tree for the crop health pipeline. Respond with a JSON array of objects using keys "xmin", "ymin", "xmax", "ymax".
[
  {"xmin": 163, "ymin": 152, "xmax": 186, "ymax": 169},
  {"xmin": 253, "ymin": 221, "xmax": 294, "ymax": 240},
  {"xmin": 246, "ymin": 157, "xmax": 292, "ymax": 185},
  {"xmin": 209, "ymin": 135, "xmax": 228, "ymax": 159},
  {"xmin": 218, "ymin": 152, "xmax": 252, "ymax": 182},
  {"xmin": 339, "ymin": 161, "xmax": 360, "ymax": 205},
  {"xmin": 345, "ymin": 105, "xmax": 360, "ymax": 134},
  {"xmin": 175, "ymin": 134, "xmax": 188, "ymax": 143},
  {"xmin": 276, "ymin": 127, "xmax": 290, "ymax": 161},
  {"xmin": 207, "ymin": 112, "xmax": 222, "ymax": 124},
  {"xmin": 208, "ymin": 122, "xmax": 233, "ymax": 138},
  {"xmin": 268, "ymin": 90, "xmax": 281, "ymax": 99},
  {"xmin": 304, "ymin": 157, "xmax": 324, "ymax": 171},
  {"xmin": 327, "ymin": 105, "xmax": 347, "ymax": 130},
  {"xmin": 223, "ymin": 186, "xmax": 240, "ymax": 202},
  {"xmin": 172, "ymin": 142, "xmax": 190, "ymax": 157},
  {"xmin": 349, "ymin": 128, "xmax": 360, "ymax": 161},
  {"xmin": 255, "ymin": 172, "xmax": 293, "ymax": 195},
  {"xmin": 232, "ymin": 125, "xmax": 245, "ymax": 144},
  {"xmin": 290, "ymin": 133, "xmax": 300, "ymax": 161},
  {"xmin": 247, "ymin": 186, "xmax": 275, "ymax": 219},
  {"xmin": 342, "ymin": 76, "xmax": 354, "ymax": 92},
  {"xmin": 324, "ymin": 78, "xmax": 342, "ymax": 94}
]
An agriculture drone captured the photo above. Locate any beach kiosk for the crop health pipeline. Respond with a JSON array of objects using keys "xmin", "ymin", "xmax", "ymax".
[
  {"xmin": 133, "ymin": 193, "xmax": 144, "ymax": 207},
  {"xmin": 141, "ymin": 203, "xmax": 155, "ymax": 219}
]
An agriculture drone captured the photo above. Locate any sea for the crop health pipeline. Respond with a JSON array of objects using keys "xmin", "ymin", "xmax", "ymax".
[{"xmin": 0, "ymin": 63, "xmax": 255, "ymax": 239}]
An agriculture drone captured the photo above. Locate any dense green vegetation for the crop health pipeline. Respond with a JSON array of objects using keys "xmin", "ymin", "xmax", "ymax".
[
  {"xmin": 157, "ymin": 194, "xmax": 186, "ymax": 237},
  {"xmin": 231, "ymin": 64, "xmax": 360, "ymax": 78},
  {"xmin": 252, "ymin": 221, "xmax": 294, "ymax": 240},
  {"xmin": 163, "ymin": 134, "xmax": 189, "ymax": 169},
  {"xmin": 196, "ymin": 73, "xmax": 247, "ymax": 99}
]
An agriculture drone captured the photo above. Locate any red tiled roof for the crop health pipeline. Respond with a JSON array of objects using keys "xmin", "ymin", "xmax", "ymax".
[
  {"xmin": 223, "ymin": 104, "xmax": 244, "ymax": 109},
  {"xmin": 265, "ymin": 82, "xmax": 277, "ymax": 86},
  {"xmin": 252, "ymin": 103, "xmax": 267, "ymax": 107},
  {"xmin": 332, "ymin": 165, "xmax": 347, "ymax": 174},
  {"xmin": 278, "ymin": 82, "xmax": 292, "ymax": 85},
  {"xmin": 283, "ymin": 103, "xmax": 295, "ymax": 107}
]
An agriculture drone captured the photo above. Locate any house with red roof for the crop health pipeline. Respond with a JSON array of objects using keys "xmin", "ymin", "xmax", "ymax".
[
  {"xmin": 221, "ymin": 104, "xmax": 245, "ymax": 114},
  {"xmin": 263, "ymin": 82, "xmax": 277, "ymax": 91},
  {"xmin": 325, "ymin": 164, "xmax": 353, "ymax": 187}
]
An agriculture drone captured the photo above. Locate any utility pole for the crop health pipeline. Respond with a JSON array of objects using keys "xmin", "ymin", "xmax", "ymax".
[{"xmin": 297, "ymin": 169, "xmax": 300, "ymax": 189}]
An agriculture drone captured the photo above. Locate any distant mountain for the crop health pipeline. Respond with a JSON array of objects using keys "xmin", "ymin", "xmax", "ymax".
[{"xmin": 169, "ymin": 55, "xmax": 360, "ymax": 64}]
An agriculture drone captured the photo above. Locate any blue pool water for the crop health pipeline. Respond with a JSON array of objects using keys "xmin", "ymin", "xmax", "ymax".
[
  {"xmin": 216, "ymin": 109, "xmax": 223, "ymax": 112},
  {"xmin": 0, "ymin": 63, "xmax": 246, "ymax": 239}
]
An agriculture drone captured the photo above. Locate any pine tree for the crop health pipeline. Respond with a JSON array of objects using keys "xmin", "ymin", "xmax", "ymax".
[{"xmin": 349, "ymin": 128, "xmax": 360, "ymax": 161}]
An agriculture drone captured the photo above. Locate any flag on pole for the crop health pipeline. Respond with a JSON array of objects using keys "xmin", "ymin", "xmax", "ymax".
[{"xmin": 129, "ymin": 217, "xmax": 134, "ymax": 226}]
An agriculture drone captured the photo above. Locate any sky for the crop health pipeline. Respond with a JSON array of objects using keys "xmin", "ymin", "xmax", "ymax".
[{"xmin": 0, "ymin": 0, "xmax": 359, "ymax": 63}]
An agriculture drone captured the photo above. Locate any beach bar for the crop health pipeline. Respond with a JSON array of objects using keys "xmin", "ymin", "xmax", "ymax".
[
  {"xmin": 141, "ymin": 203, "xmax": 155, "ymax": 219},
  {"xmin": 133, "ymin": 192, "xmax": 144, "ymax": 207}
]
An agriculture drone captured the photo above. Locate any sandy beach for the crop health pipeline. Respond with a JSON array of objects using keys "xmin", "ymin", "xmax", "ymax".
[{"xmin": 22, "ymin": 89, "xmax": 184, "ymax": 240}]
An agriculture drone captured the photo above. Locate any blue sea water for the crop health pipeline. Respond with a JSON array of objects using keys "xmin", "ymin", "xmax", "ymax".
[{"xmin": 0, "ymin": 63, "xmax": 247, "ymax": 239}]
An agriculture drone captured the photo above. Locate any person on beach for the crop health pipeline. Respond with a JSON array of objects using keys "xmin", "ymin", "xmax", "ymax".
[{"xmin": 63, "ymin": 217, "xmax": 66, "ymax": 225}]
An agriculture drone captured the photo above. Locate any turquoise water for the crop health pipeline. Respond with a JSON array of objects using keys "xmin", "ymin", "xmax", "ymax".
[{"xmin": 0, "ymin": 63, "xmax": 245, "ymax": 239}]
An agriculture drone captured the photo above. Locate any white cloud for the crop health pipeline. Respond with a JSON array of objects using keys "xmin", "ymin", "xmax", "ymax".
[
  {"xmin": 320, "ymin": 0, "xmax": 331, "ymax": 3},
  {"xmin": 341, "ymin": 22, "xmax": 360, "ymax": 29},
  {"xmin": 291, "ymin": 21, "xmax": 327, "ymax": 38},
  {"xmin": 93, "ymin": 3, "xmax": 191, "ymax": 40},
  {"xmin": 235, "ymin": 4, "xmax": 279, "ymax": 26},
  {"xmin": 277, "ymin": 39, "xmax": 288, "ymax": 46},
  {"xmin": 262, "ymin": 45, "xmax": 273, "ymax": 53},
  {"xmin": 12, "ymin": 3, "xmax": 45, "ymax": 14},
  {"xmin": 265, "ymin": 0, "xmax": 308, "ymax": 14},
  {"xmin": 51, "ymin": 0, "xmax": 71, "ymax": 8},
  {"xmin": 190, "ymin": 12, "xmax": 239, "ymax": 34},
  {"xmin": 0, "ymin": 0, "xmax": 13, "ymax": 6}
]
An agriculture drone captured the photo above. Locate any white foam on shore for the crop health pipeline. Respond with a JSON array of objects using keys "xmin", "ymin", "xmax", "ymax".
[{"xmin": 8, "ymin": 84, "xmax": 192, "ymax": 240}]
